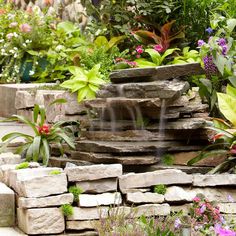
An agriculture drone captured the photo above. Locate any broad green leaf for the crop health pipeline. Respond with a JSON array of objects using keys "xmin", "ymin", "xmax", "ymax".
[
  {"xmin": 26, "ymin": 144, "xmax": 33, "ymax": 162},
  {"xmin": 213, "ymin": 118, "xmax": 231, "ymax": 129},
  {"xmin": 87, "ymin": 64, "xmax": 101, "ymax": 80},
  {"xmin": 32, "ymin": 136, "xmax": 41, "ymax": 162},
  {"xmin": 135, "ymin": 58, "xmax": 156, "ymax": 68},
  {"xmin": 229, "ymin": 76, "xmax": 236, "ymax": 88},
  {"xmin": 27, "ymin": 50, "xmax": 39, "ymax": 56},
  {"xmin": 49, "ymin": 98, "xmax": 67, "ymax": 106},
  {"xmin": 33, "ymin": 104, "xmax": 40, "ymax": 123},
  {"xmin": 88, "ymin": 84, "xmax": 99, "ymax": 92},
  {"xmin": 145, "ymin": 49, "xmax": 161, "ymax": 65},
  {"xmin": 42, "ymin": 138, "xmax": 50, "ymax": 166},
  {"xmin": 12, "ymin": 115, "xmax": 38, "ymax": 135},
  {"xmin": 227, "ymin": 18, "xmax": 236, "ymax": 33},
  {"xmin": 187, "ymin": 149, "xmax": 228, "ymax": 166},
  {"xmin": 57, "ymin": 21, "xmax": 78, "ymax": 34},
  {"xmin": 199, "ymin": 78, "xmax": 213, "ymax": 93},
  {"xmin": 56, "ymin": 132, "xmax": 75, "ymax": 149},
  {"xmin": 89, "ymin": 77, "xmax": 105, "ymax": 85},
  {"xmin": 68, "ymin": 66, "xmax": 85, "ymax": 77},
  {"xmin": 2, "ymin": 132, "xmax": 33, "ymax": 142},
  {"xmin": 108, "ymin": 36, "xmax": 125, "ymax": 50},
  {"xmin": 226, "ymin": 84, "xmax": 236, "ymax": 98},
  {"xmin": 214, "ymin": 53, "xmax": 226, "ymax": 75},
  {"xmin": 160, "ymin": 48, "xmax": 179, "ymax": 64},
  {"xmin": 94, "ymin": 36, "xmax": 109, "ymax": 48},
  {"xmin": 217, "ymin": 92, "xmax": 236, "ymax": 126},
  {"xmin": 77, "ymin": 86, "xmax": 89, "ymax": 102},
  {"xmin": 39, "ymin": 106, "xmax": 46, "ymax": 127}
]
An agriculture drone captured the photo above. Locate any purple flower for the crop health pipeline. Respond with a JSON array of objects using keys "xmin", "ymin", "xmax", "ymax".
[
  {"xmin": 206, "ymin": 27, "xmax": 213, "ymax": 34},
  {"xmin": 197, "ymin": 39, "xmax": 206, "ymax": 47},
  {"xmin": 222, "ymin": 45, "xmax": 228, "ymax": 56},
  {"xmin": 19, "ymin": 23, "xmax": 32, "ymax": 33},
  {"xmin": 227, "ymin": 195, "xmax": 234, "ymax": 203},
  {"xmin": 218, "ymin": 38, "xmax": 227, "ymax": 46},
  {"xmin": 174, "ymin": 218, "xmax": 181, "ymax": 229},
  {"xmin": 214, "ymin": 224, "xmax": 236, "ymax": 236},
  {"xmin": 200, "ymin": 204, "xmax": 206, "ymax": 214}
]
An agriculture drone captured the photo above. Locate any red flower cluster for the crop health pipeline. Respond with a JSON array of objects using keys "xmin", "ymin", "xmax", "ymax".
[{"xmin": 37, "ymin": 124, "xmax": 50, "ymax": 135}]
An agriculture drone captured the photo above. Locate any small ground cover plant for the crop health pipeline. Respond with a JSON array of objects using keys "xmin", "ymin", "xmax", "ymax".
[{"xmin": 0, "ymin": 99, "xmax": 75, "ymax": 166}]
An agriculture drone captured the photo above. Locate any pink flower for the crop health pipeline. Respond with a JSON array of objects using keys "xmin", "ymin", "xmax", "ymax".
[
  {"xmin": 19, "ymin": 23, "xmax": 32, "ymax": 33},
  {"xmin": 154, "ymin": 44, "xmax": 164, "ymax": 53},
  {"xmin": 214, "ymin": 224, "xmax": 236, "ymax": 236},
  {"xmin": 9, "ymin": 22, "xmax": 18, "ymax": 28},
  {"xmin": 136, "ymin": 45, "xmax": 144, "ymax": 54},
  {"xmin": 193, "ymin": 197, "xmax": 201, "ymax": 202},
  {"xmin": 6, "ymin": 33, "xmax": 14, "ymax": 40},
  {"xmin": 230, "ymin": 145, "xmax": 236, "ymax": 155}
]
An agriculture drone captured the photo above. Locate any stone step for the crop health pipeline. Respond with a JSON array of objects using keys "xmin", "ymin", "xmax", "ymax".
[
  {"xmin": 0, "ymin": 182, "xmax": 15, "ymax": 227},
  {"xmin": 69, "ymin": 151, "xmax": 160, "ymax": 165},
  {"xmin": 75, "ymin": 140, "xmax": 204, "ymax": 154},
  {"xmin": 109, "ymin": 63, "xmax": 204, "ymax": 83},
  {"xmin": 97, "ymin": 79, "xmax": 189, "ymax": 100},
  {"xmin": 82, "ymin": 118, "xmax": 206, "ymax": 131},
  {"xmin": 81, "ymin": 129, "xmax": 209, "ymax": 141}
]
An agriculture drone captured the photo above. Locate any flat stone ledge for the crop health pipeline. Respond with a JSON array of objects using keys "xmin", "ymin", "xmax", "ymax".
[
  {"xmin": 193, "ymin": 174, "xmax": 236, "ymax": 186},
  {"xmin": 68, "ymin": 207, "xmax": 109, "ymax": 221},
  {"xmin": 218, "ymin": 203, "xmax": 236, "ymax": 214},
  {"xmin": 119, "ymin": 169, "xmax": 192, "ymax": 193},
  {"xmin": 17, "ymin": 207, "xmax": 65, "ymax": 235},
  {"xmin": 18, "ymin": 193, "xmax": 73, "ymax": 208},
  {"xmin": 79, "ymin": 192, "xmax": 122, "ymax": 207},
  {"xmin": 126, "ymin": 192, "xmax": 164, "ymax": 204},
  {"xmin": 0, "ymin": 152, "xmax": 21, "ymax": 165},
  {"xmin": 65, "ymin": 164, "xmax": 122, "ymax": 182},
  {"xmin": 110, "ymin": 63, "xmax": 204, "ymax": 82},
  {"xmin": 76, "ymin": 178, "xmax": 117, "ymax": 193},
  {"xmin": 110, "ymin": 204, "xmax": 170, "ymax": 217},
  {"xmin": 66, "ymin": 220, "xmax": 98, "ymax": 231}
]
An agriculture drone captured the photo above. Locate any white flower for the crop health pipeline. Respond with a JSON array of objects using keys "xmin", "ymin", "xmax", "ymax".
[
  {"xmin": 13, "ymin": 32, "xmax": 18, "ymax": 38},
  {"xmin": 55, "ymin": 45, "xmax": 64, "ymax": 51},
  {"xmin": 25, "ymin": 40, "xmax": 31, "ymax": 44},
  {"xmin": 0, "ymin": 39, "xmax": 4, "ymax": 43},
  {"xmin": 22, "ymin": 43, "xmax": 27, "ymax": 47},
  {"xmin": 13, "ymin": 47, "xmax": 18, "ymax": 50},
  {"xmin": 14, "ymin": 54, "xmax": 18, "ymax": 58},
  {"xmin": 9, "ymin": 50, "xmax": 14, "ymax": 53},
  {"xmin": 29, "ymin": 70, "xmax": 35, "ymax": 75},
  {"xmin": 1, "ymin": 49, "xmax": 5, "ymax": 52}
]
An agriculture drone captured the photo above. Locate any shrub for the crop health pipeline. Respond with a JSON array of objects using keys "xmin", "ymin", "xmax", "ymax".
[
  {"xmin": 69, "ymin": 186, "xmax": 84, "ymax": 202},
  {"xmin": 60, "ymin": 204, "xmax": 73, "ymax": 217},
  {"xmin": 15, "ymin": 162, "xmax": 29, "ymax": 170},
  {"xmin": 154, "ymin": 184, "xmax": 167, "ymax": 195}
]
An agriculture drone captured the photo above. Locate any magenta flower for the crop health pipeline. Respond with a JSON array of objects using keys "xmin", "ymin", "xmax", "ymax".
[
  {"xmin": 214, "ymin": 224, "xmax": 236, "ymax": 236},
  {"xmin": 230, "ymin": 145, "xmax": 236, "ymax": 154},
  {"xmin": 193, "ymin": 197, "xmax": 201, "ymax": 202},
  {"xmin": 154, "ymin": 44, "xmax": 164, "ymax": 52},
  {"xmin": 197, "ymin": 39, "xmax": 206, "ymax": 47},
  {"xmin": 19, "ymin": 23, "xmax": 32, "ymax": 33},
  {"xmin": 136, "ymin": 45, "xmax": 144, "ymax": 54}
]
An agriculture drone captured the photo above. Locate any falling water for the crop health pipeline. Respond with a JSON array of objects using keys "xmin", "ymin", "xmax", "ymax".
[{"xmin": 157, "ymin": 99, "xmax": 167, "ymax": 156}]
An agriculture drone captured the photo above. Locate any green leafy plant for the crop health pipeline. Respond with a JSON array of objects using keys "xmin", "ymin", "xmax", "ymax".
[
  {"xmin": 0, "ymin": 99, "xmax": 75, "ymax": 166},
  {"xmin": 188, "ymin": 85, "xmax": 236, "ymax": 173},
  {"xmin": 170, "ymin": 47, "xmax": 200, "ymax": 64},
  {"xmin": 135, "ymin": 48, "xmax": 179, "ymax": 68},
  {"xmin": 15, "ymin": 162, "xmax": 29, "ymax": 170},
  {"xmin": 69, "ymin": 185, "xmax": 84, "ymax": 202},
  {"xmin": 60, "ymin": 64, "xmax": 105, "ymax": 102},
  {"xmin": 162, "ymin": 154, "xmax": 174, "ymax": 165},
  {"xmin": 49, "ymin": 170, "xmax": 61, "ymax": 175},
  {"xmin": 60, "ymin": 204, "xmax": 74, "ymax": 217},
  {"xmin": 154, "ymin": 184, "xmax": 167, "ymax": 195}
]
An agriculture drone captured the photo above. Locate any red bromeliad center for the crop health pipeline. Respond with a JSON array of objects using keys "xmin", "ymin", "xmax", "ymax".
[{"xmin": 37, "ymin": 124, "xmax": 50, "ymax": 135}]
